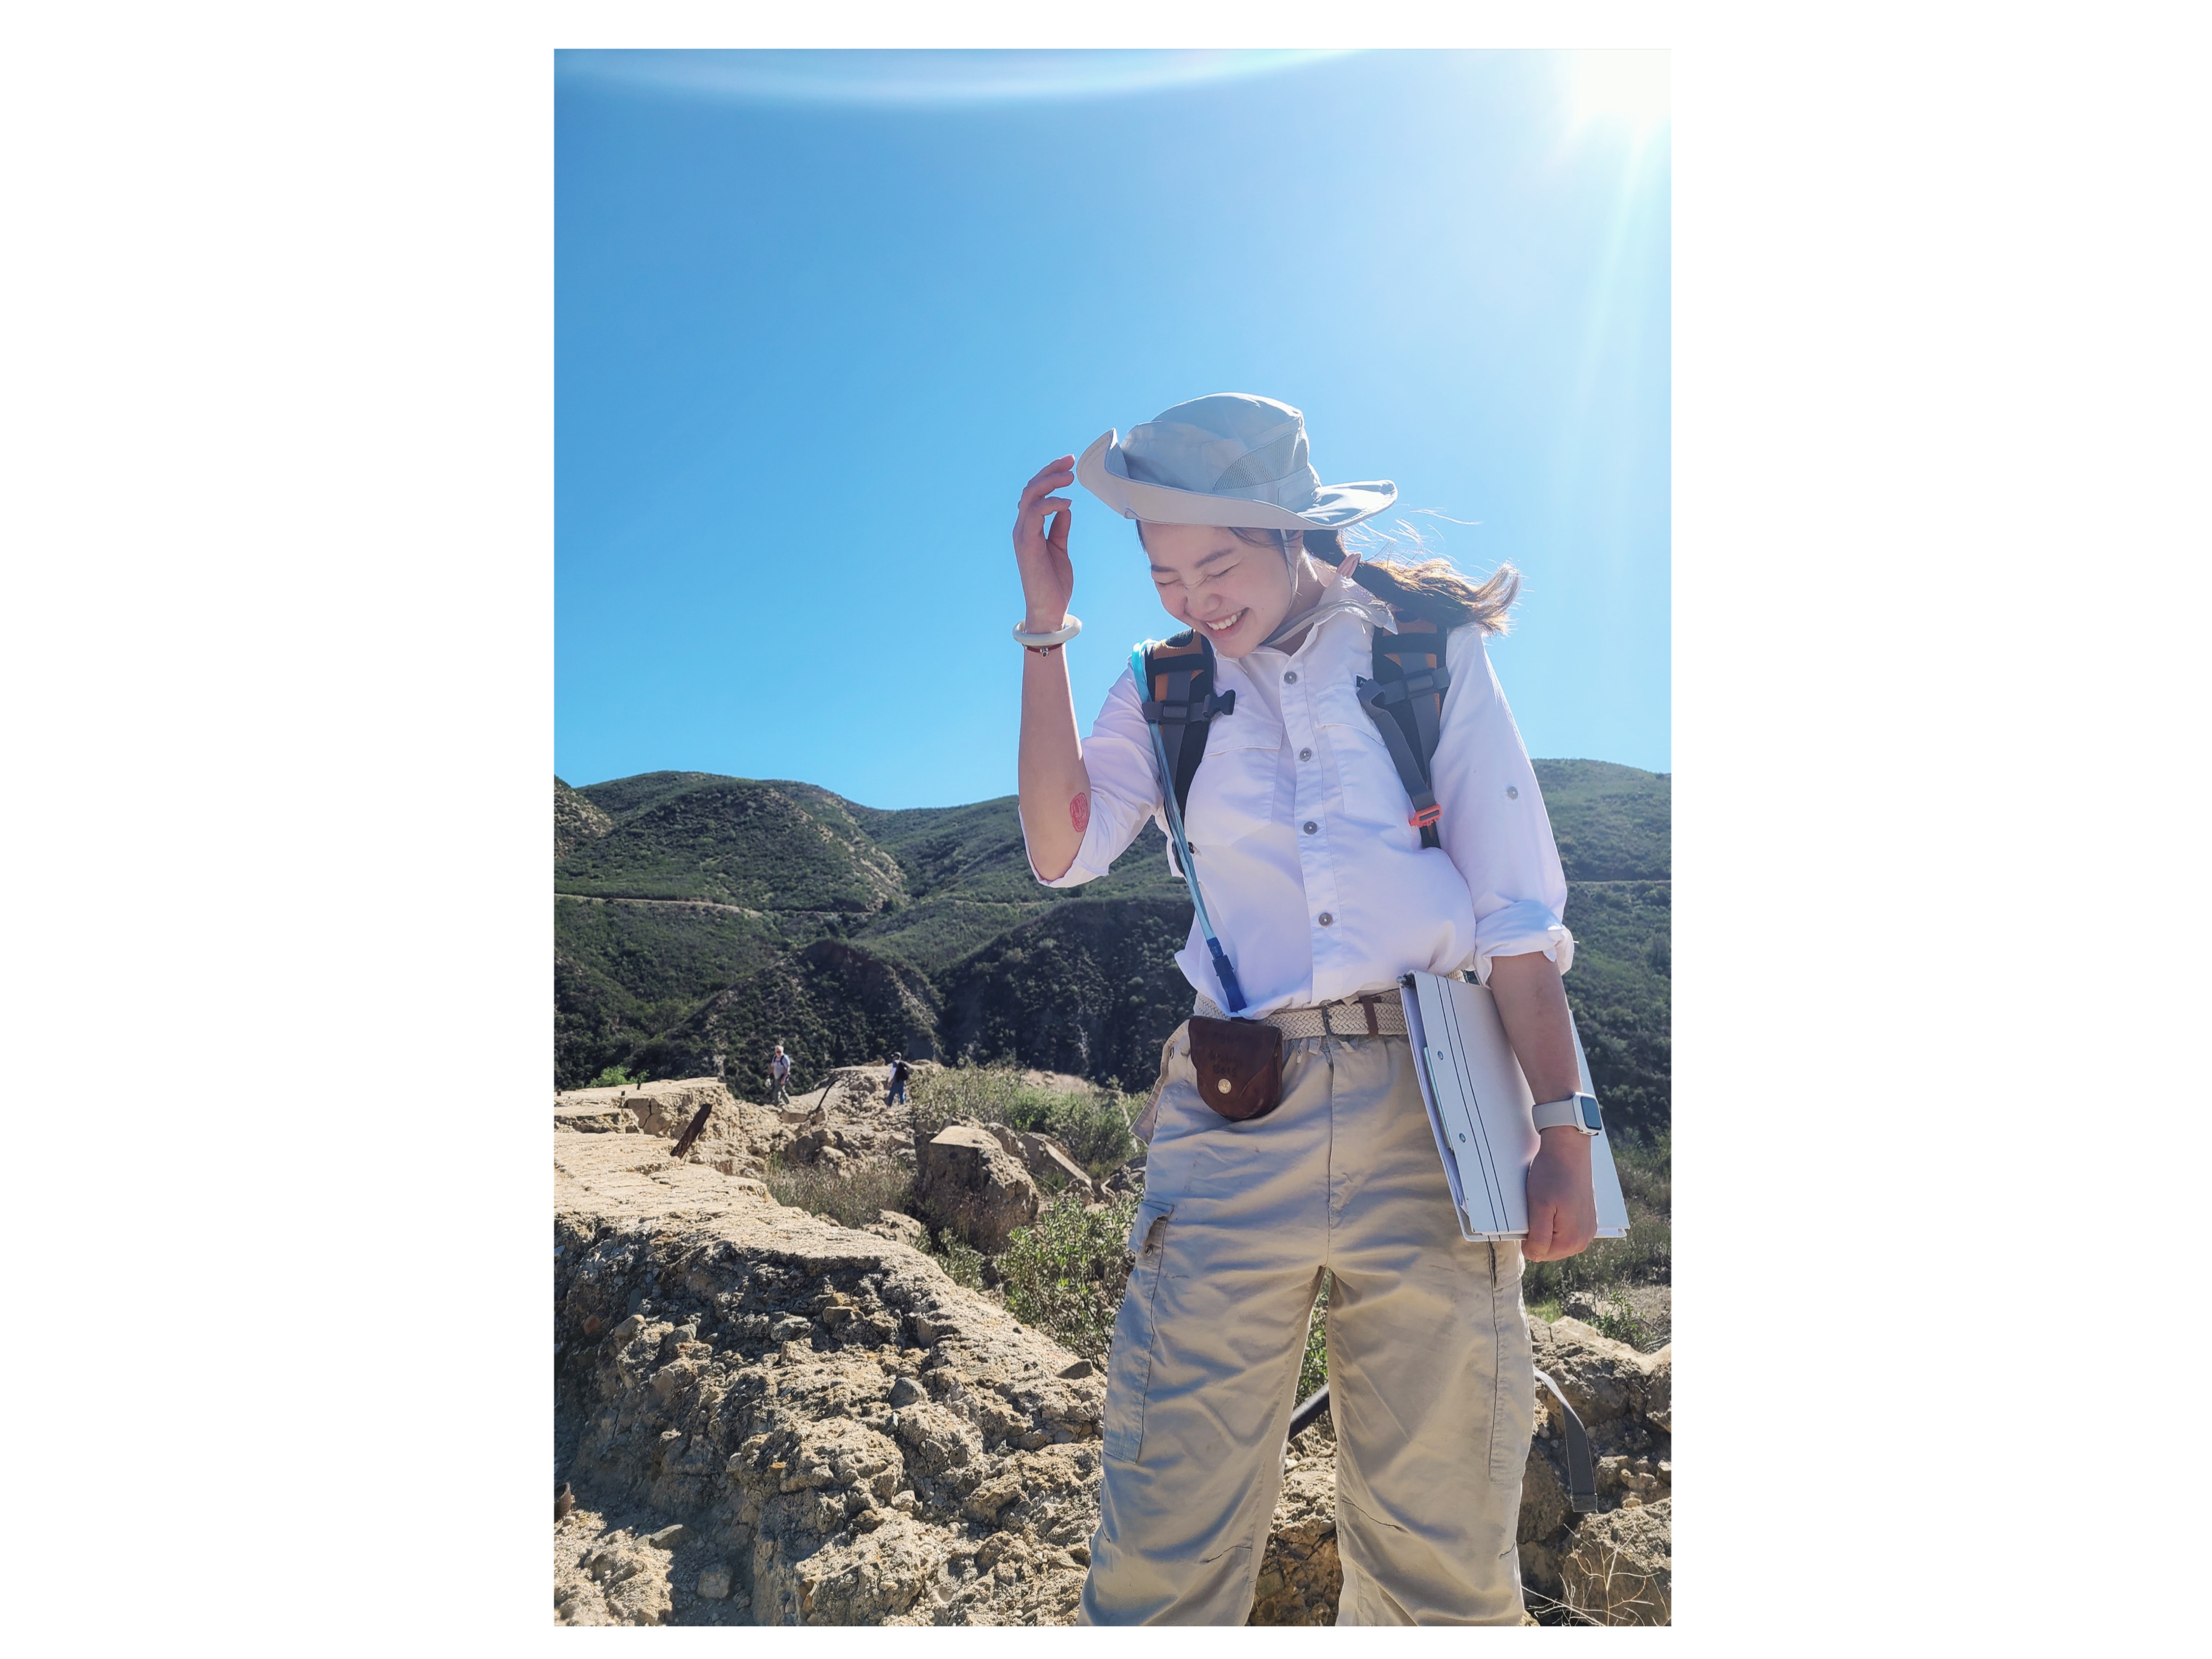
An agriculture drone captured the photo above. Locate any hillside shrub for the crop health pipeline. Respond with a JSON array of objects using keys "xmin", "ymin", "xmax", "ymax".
[
  {"xmin": 584, "ymin": 1064, "xmax": 642, "ymax": 1089},
  {"xmin": 999, "ymin": 1193, "xmax": 1141, "ymax": 1359},
  {"xmin": 925, "ymin": 1229, "xmax": 986, "ymax": 1292},
  {"xmin": 911, "ymin": 1064, "xmax": 1139, "ymax": 1179}
]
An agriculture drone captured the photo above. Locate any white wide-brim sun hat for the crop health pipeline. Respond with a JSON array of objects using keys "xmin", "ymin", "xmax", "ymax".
[{"xmin": 1076, "ymin": 392, "xmax": 1397, "ymax": 532}]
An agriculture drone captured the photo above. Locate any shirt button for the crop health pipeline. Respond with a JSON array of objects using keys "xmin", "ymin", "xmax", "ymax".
[
  {"xmin": 1506, "ymin": 785, "xmax": 1520, "ymax": 799},
  {"xmin": 1302, "ymin": 820, "xmax": 1318, "ymax": 835},
  {"xmin": 1298, "ymin": 748, "xmax": 1312, "ymax": 761},
  {"xmin": 1284, "ymin": 671, "xmax": 1298, "ymax": 684},
  {"xmin": 1318, "ymin": 912, "xmax": 1334, "ymax": 927}
]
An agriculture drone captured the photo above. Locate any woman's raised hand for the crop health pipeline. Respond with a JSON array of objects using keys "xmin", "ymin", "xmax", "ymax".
[{"xmin": 1012, "ymin": 455, "xmax": 1077, "ymax": 631}]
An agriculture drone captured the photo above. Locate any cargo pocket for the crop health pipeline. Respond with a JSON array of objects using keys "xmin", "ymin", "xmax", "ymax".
[
  {"xmin": 1485, "ymin": 1241, "xmax": 1536, "ymax": 1484},
  {"xmin": 1101, "ymin": 1200, "xmax": 1176, "ymax": 1465},
  {"xmin": 1131, "ymin": 1023, "xmax": 1190, "ymax": 1145}
]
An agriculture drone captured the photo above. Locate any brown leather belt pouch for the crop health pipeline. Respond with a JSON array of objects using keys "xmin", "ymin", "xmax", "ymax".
[{"xmin": 1188, "ymin": 1016, "xmax": 1284, "ymax": 1122}]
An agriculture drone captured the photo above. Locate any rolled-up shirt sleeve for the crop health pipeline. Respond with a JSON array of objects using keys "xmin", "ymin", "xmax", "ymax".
[
  {"xmin": 1024, "ymin": 665, "xmax": 1167, "ymax": 887},
  {"xmin": 1429, "ymin": 626, "xmax": 1574, "ymax": 983}
]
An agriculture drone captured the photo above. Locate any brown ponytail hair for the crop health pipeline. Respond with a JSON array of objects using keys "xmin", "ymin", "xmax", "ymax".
[{"xmin": 1225, "ymin": 523, "xmax": 1521, "ymax": 635}]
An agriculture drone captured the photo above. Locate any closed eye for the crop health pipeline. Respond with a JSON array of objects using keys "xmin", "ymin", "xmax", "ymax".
[{"xmin": 1155, "ymin": 559, "xmax": 1240, "ymax": 592}]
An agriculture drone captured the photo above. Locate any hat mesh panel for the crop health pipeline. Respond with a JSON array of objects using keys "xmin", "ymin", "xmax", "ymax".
[{"xmin": 1210, "ymin": 429, "xmax": 1306, "ymax": 492}]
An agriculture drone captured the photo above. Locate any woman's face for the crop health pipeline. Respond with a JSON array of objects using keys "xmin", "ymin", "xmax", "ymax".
[{"xmin": 1140, "ymin": 523, "xmax": 1303, "ymax": 658}]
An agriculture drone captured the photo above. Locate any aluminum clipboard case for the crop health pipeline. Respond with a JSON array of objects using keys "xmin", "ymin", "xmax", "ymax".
[{"xmin": 1399, "ymin": 970, "xmax": 1633, "ymax": 1244}]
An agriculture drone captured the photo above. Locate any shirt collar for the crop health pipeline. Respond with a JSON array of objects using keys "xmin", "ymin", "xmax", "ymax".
[{"xmin": 1252, "ymin": 569, "xmax": 1397, "ymax": 656}]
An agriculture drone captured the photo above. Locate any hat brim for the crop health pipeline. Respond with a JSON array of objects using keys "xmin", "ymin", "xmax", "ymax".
[{"xmin": 1076, "ymin": 430, "xmax": 1396, "ymax": 532}]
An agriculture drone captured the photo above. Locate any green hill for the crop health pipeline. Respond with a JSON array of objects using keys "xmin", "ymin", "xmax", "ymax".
[{"xmin": 551, "ymin": 763, "xmax": 1670, "ymax": 1139}]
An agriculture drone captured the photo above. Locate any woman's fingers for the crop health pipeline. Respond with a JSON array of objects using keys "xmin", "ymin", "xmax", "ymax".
[
  {"xmin": 1018, "ymin": 477, "xmax": 1076, "ymax": 523},
  {"xmin": 1019, "ymin": 457, "xmax": 1077, "ymax": 505},
  {"xmin": 1523, "ymin": 1201, "xmax": 1557, "ymax": 1261}
]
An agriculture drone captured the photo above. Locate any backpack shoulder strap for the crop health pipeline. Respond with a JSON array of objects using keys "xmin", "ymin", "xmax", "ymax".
[
  {"xmin": 1137, "ymin": 630, "xmax": 1236, "ymax": 825},
  {"xmin": 1355, "ymin": 612, "xmax": 1454, "ymax": 849}
]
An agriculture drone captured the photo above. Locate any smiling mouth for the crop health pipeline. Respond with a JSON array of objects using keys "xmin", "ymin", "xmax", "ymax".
[{"xmin": 1201, "ymin": 611, "xmax": 1245, "ymax": 636}]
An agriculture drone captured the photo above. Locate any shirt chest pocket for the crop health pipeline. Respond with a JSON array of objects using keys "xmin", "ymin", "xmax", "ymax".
[
  {"xmin": 1184, "ymin": 724, "xmax": 1283, "ymax": 847},
  {"xmin": 1313, "ymin": 675, "xmax": 1422, "ymax": 840}
]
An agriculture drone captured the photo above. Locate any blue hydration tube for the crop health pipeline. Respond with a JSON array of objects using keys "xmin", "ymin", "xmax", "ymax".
[{"xmin": 1129, "ymin": 646, "xmax": 1247, "ymax": 1014}]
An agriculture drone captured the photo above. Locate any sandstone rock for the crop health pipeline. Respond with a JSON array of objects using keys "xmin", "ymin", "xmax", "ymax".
[
  {"xmin": 1559, "ymin": 1499, "xmax": 1670, "ymax": 1626},
  {"xmin": 555, "ymin": 1101, "xmax": 641, "ymax": 1134},
  {"xmin": 869, "ymin": 1211, "xmax": 929, "ymax": 1250},
  {"xmin": 697, "ymin": 1564, "xmax": 732, "ymax": 1600},
  {"xmin": 1247, "ymin": 1455, "xmax": 1341, "ymax": 1625},
  {"xmin": 986, "ymin": 1126, "xmax": 1097, "ymax": 1199},
  {"xmin": 916, "ymin": 1125, "xmax": 1041, "ymax": 1253},
  {"xmin": 558, "ymin": 1077, "xmax": 789, "ymax": 1178},
  {"xmin": 556, "ymin": 1130, "xmax": 1102, "ymax": 1626},
  {"xmin": 553, "ymin": 1516, "xmax": 677, "ymax": 1626}
]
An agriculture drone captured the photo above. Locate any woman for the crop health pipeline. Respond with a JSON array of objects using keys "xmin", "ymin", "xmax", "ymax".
[{"xmin": 1009, "ymin": 395, "xmax": 1597, "ymax": 1627}]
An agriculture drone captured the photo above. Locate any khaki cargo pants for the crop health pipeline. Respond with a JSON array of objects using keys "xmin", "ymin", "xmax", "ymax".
[{"xmin": 1078, "ymin": 1021, "xmax": 1534, "ymax": 1626}]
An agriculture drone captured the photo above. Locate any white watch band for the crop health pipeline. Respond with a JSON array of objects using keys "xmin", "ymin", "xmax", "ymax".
[
  {"xmin": 1012, "ymin": 615, "xmax": 1082, "ymax": 649},
  {"xmin": 1532, "ymin": 1094, "xmax": 1599, "ymax": 1134}
]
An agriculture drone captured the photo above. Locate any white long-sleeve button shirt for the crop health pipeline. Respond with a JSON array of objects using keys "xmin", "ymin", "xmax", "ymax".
[{"xmin": 1024, "ymin": 573, "xmax": 1573, "ymax": 1016}]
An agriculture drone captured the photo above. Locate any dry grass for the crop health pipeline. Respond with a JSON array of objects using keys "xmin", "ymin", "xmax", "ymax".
[{"xmin": 760, "ymin": 1156, "xmax": 915, "ymax": 1231}]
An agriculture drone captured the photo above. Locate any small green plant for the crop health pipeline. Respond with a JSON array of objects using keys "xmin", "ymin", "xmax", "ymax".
[
  {"xmin": 998, "ymin": 1193, "xmax": 1141, "ymax": 1359},
  {"xmin": 1297, "ymin": 1279, "xmax": 1329, "ymax": 1403},
  {"xmin": 926, "ymin": 1229, "xmax": 986, "ymax": 1291},
  {"xmin": 585, "ymin": 1064, "xmax": 642, "ymax": 1089},
  {"xmin": 1589, "ymin": 1305, "xmax": 1661, "ymax": 1350}
]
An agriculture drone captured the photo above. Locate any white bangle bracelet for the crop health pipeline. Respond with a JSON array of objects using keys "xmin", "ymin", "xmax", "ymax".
[{"xmin": 1012, "ymin": 615, "xmax": 1082, "ymax": 650}]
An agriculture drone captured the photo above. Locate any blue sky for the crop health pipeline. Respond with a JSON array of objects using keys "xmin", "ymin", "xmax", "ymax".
[{"xmin": 556, "ymin": 49, "xmax": 1669, "ymax": 806}]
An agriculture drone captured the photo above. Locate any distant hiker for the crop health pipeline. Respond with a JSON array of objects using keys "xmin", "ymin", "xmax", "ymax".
[
  {"xmin": 886, "ymin": 1052, "xmax": 910, "ymax": 1107},
  {"xmin": 1010, "ymin": 395, "xmax": 1594, "ymax": 1626},
  {"xmin": 766, "ymin": 1043, "xmax": 792, "ymax": 1105}
]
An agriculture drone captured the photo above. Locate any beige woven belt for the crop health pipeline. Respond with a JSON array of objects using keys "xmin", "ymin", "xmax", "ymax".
[{"xmin": 1192, "ymin": 990, "xmax": 1409, "ymax": 1038}]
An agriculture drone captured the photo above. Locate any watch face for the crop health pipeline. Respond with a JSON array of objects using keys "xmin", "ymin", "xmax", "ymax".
[{"xmin": 1578, "ymin": 1094, "xmax": 1603, "ymax": 1133}]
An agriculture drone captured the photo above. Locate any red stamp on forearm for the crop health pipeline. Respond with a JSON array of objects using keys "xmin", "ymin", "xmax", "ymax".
[{"xmin": 1070, "ymin": 792, "xmax": 1090, "ymax": 834}]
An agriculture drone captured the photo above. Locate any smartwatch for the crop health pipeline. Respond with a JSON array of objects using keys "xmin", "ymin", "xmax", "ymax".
[{"xmin": 1532, "ymin": 1093, "xmax": 1603, "ymax": 1136}]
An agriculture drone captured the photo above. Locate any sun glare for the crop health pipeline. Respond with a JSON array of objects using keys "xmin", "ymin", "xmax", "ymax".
[{"xmin": 1568, "ymin": 51, "xmax": 1670, "ymax": 137}]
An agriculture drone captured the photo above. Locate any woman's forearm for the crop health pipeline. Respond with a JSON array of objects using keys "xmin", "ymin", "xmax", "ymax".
[
  {"xmin": 1490, "ymin": 947, "xmax": 1598, "ymax": 1260},
  {"xmin": 1017, "ymin": 642, "xmax": 1092, "ymax": 883},
  {"xmin": 1487, "ymin": 949, "xmax": 1582, "ymax": 1105}
]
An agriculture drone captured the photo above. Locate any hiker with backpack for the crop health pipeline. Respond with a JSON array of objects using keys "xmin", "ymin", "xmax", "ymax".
[
  {"xmin": 766, "ymin": 1043, "xmax": 792, "ymax": 1106},
  {"xmin": 1009, "ymin": 395, "xmax": 1596, "ymax": 1627},
  {"xmin": 886, "ymin": 1052, "xmax": 910, "ymax": 1108}
]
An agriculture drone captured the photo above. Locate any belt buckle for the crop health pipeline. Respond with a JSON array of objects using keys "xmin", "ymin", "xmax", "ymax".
[{"xmin": 1320, "ymin": 1000, "xmax": 1365, "ymax": 1039}]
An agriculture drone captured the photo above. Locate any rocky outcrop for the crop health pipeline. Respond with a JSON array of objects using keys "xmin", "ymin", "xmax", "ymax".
[
  {"xmin": 556, "ymin": 1131, "xmax": 1100, "ymax": 1626},
  {"xmin": 984, "ymin": 1126, "xmax": 1097, "ymax": 1200},
  {"xmin": 555, "ymin": 1097, "xmax": 1672, "ymax": 1627},
  {"xmin": 1521, "ymin": 1317, "xmax": 1672, "ymax": 1616},
  {"xmin": 915, "ymin": 1126, "xmax": 1041, "ymax": 1253},
  {"xmin": 777, "ymin": 1063, "xmax": 938, "ymax": 1172},
  {"xmin": 1247, "ymin": 1432, "xmax": 1342, "ymax": 1625},
  {"xmin": 556, "ymin": 1078, "xmax": 791, "ymax": 1179}
]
